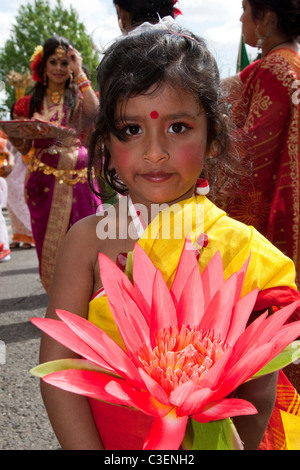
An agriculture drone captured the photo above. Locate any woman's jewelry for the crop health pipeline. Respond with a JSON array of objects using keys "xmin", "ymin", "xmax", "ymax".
[
  {"xmin": 68, "ymin": 72, "xmax": 74, "ymax": 88},
  {"xmin": 264, "ymin": 40, "xmax": 290, "ymax": 57},
  {"xmin": 55, "ymin": 42, "xmax": 66, "ymax": 59},
  {"xmin": 195, "ymin": 178, "xmax": 210, "ymax": 196},
  {"xmin": 255, "ymin": 26, "xmax": 271, "ymax": 50},
  {"xmin": 46, "ymin": 88, "xmax": 65, "ymax": 105},
  {"xmin": 75, "ymin": 73, "xmax": 92, "ymax": 91},
  {"xmin": 74, "ymin": 72, "xmax": 88, "ymax": 84},
  {"xmin": 74, "ymin": 72, "xmax": 92, "ymax": 93},
  {"xmin": 79, "ymin": 81, "xmax": 92, "ymax": 93}
]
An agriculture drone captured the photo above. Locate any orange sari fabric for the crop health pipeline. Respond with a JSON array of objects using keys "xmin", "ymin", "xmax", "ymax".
[{"xmin": 217, "ymin": 49, "xmax": 300, "ymax": 279}]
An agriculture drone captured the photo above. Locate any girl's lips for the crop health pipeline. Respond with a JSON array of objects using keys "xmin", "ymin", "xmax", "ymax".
[{"xmin": 140, "ymin": 172, "xmax": 173, "ymax": 182}]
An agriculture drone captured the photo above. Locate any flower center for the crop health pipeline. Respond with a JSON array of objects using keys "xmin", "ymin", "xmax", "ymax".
[{"xmin": 138, "ymin": 325, "xmax": 227, "ymax": 396}]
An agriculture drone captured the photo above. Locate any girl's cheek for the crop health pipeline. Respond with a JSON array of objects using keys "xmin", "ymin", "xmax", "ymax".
[
  {"xmin": 176, "ymin": 143, "xmax": 206, "ymax": 164},
  {"xmin": 110, "ymin": 142, "xmax": 132, "ymax": 168}
]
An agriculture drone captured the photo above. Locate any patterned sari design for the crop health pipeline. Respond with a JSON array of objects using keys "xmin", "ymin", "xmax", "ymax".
[{"xmin": 216, "ymin": 49, "xmax": 300, "ymax": 281}]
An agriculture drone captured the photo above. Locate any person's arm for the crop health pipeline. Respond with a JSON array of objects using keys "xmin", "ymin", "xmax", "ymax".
[
  {"xmin": 39, "ymin": 219, "xmax": 104, "ymax": 450},
  {"xmin": 68, "ymin": 47, "xmax": 99, "ymax": 117}
]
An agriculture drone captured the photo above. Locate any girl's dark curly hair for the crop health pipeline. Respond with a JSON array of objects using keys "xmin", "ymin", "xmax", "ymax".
[
  {"xmin": 113, "ymin": 0, "xmax": 177, "ymax": 26},
  {"xmin": 29, "ymin": 36, "xmax": 78, "ymax": 118},
  {"xmin": 88, "ymin": 29, "xmax": 244, "ymax": 200},
  {"xmin": 248, "ymin": 0, "xmax": 300, "ymax": 38}
]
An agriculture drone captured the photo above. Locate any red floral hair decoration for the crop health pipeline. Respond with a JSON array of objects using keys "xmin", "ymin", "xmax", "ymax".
[
  {"xmin": 173, "ymin": 0, "xmax": 182, "ymax": 17},
  {"xmin": 30, "ymin": 45, "xmax": 44, "ymax": 83}
]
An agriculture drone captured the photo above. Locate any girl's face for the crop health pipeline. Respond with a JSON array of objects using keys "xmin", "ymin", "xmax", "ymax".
[
  {"xmin": 240, "ymin": 0, "xmax": 258, "ymax": 47},
  {"xmin": 45, "ymin": 52, "xmax": 71, "ymax": 87},
  {"xmin": 108, "ymin": 83, "xmax": 208, "ymax": 209}
]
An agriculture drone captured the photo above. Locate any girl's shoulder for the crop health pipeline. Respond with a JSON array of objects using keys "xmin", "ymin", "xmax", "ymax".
[
  {"xmin": 65, "ymin": 204, "xmax": 123, "ymax": 260},
  {"xmin": 65, "ymin": 213, "xmax": 102, "ymax": 252}
]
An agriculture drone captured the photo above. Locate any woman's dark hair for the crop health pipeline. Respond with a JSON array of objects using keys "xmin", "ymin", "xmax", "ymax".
[
  {"xmin": 248, "ymin": 0, "xmax": 300, "ymax": 38},
  {"xmin": 88, "ymin": 29, "xmax": 243, "ymax": 200},
  {"xmin": 113, "ymin": 0, "xmax": 176, "ymax": 26},
  {"xmin": 29, "ymin": 36, "xmax": 78, "ymax": 118}
]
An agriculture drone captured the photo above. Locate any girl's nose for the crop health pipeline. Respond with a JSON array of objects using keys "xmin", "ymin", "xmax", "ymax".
[{"xmin": 143, "ymin": 137, "xmax": 169, "ymax": 163}]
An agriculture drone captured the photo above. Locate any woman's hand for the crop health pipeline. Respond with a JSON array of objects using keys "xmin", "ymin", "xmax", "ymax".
[{"xmin": 67, "ymin": 46, "xmax": 84, "ymax": 80}]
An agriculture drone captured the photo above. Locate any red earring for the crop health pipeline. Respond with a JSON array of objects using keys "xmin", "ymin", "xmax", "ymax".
[{"xmin": 195, "ymin": 178, "xmax": 210, "ymax": 196}]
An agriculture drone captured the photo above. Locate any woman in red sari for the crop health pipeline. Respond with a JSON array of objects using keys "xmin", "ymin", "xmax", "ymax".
[
  {"xmin": 217, "ymin": 0, "xmax": 300, "ymax": 277},
  {"xmin": 215, "ymin": 1, "xmax": 300, "ymax": 444}
]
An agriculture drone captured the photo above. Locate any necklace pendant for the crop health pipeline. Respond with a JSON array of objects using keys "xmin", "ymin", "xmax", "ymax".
[
  {"xmin": 46, "ymin": 88, "xmax": 64, "ymax": 105},
  {"xmin": 51, "ymin": 91, "xmax": 61, "ymax": 104}
]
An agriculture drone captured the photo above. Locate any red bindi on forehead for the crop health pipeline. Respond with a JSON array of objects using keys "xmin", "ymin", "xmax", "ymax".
[{"xmin": 150, "ymin": 111, "xmax": 159, "ymax": 119}]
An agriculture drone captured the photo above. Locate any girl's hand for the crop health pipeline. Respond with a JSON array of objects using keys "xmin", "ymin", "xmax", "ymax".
[{"xmin": 67, "ymin": 46, "xmax": 83, "ymax": 78}]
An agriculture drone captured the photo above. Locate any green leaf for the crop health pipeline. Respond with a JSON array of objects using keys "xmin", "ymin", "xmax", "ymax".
[
  {"xmin": 30, "ymin": 358, "xmax": 107, "ymax": 378},
  {"xmin": 125, "ymin": 251, "xmax": 134, "ymax": 282},
  {"xmin": 251, "ymin": 341, "xmax": 300, "ymax": 379},
  {"xmin": 182, "ymin": 418, "xmax": 243, "ymax": 450}
]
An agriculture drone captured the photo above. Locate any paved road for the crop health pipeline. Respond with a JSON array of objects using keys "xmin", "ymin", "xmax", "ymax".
[{"xmin": 0, "ymin": 209, "xmax": 59, "ymax": 450}]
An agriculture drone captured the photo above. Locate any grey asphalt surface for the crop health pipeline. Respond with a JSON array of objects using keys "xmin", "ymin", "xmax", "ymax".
[{"xmin": 0, "ymin": 208, "xmax": 59, "ymax": 450}]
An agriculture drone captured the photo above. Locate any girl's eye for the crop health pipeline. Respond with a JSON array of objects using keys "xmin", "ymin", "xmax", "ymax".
[
  {"xmin": 125, "ymin": 125, "xmax": 142, "ymax": 136},
  {"xmin": 168, "ymin": 123, "xmax": 189, "ymax": 134}
]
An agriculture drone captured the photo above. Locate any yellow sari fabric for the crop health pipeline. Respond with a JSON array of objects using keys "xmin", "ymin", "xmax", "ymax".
[{"xmin": 88, "ymin": 196, "xmax": 300, "ymax": 450}]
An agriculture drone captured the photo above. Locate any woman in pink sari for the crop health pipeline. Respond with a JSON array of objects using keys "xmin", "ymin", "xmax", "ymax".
[{"xmin": 11, "ymin": 36, "xmax": 101, "ymax": 293}]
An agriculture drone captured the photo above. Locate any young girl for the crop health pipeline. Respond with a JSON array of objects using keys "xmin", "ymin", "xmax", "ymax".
[{"xmin": 39, "ymin": 23, "xmax": 300, "ymax": 450}]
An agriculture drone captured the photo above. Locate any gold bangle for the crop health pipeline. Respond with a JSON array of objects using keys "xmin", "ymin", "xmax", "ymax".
[
  {"xmin": 80, "ymin": 84, "xmax": 92, "ymax": 93},
  {"xmin": 75, "ymin": 72, "xmax": 88, "ymax": 85}
]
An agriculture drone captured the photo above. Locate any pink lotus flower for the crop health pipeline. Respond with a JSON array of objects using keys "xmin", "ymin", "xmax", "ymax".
[{"xmin": 31, "ymin": 239, "xmax": 300, "ymax": 450}]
